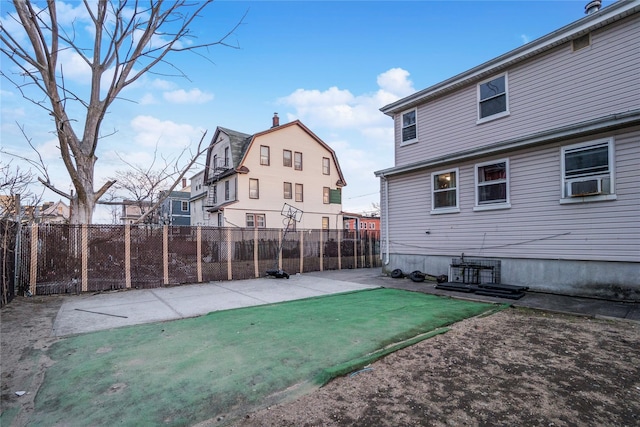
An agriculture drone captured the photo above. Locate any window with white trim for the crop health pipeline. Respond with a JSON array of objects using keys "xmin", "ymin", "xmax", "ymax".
[
  {"xmin": 475, "ymin": 159, "xmax": 510, "ymax": 209},
  {"xmin": 431, "ymin": 168, "xmax": 459, "ymax": 213},
  {"xmin": 478, "ymin": 74, "xmax": 508, "ymax": 122},
  {"xmin": 181, "ymin": 201, "xmax": 189, "ymax": 212},
  {"xmin": 323, "ymin": 187, "xmax": 330, "ymax": 204},
  {"xmin": 561, "ymin": 138, "xmax": 615, "ymax": 200},
  {"xmin": 322, "ymin": 217, "xmax": 329, "ymax": 230},
  {"xmin": 246, "ymin": 213, "xmax": 266, "ymax": 228},
  {"xmin": 401, "ymin": 109, "xmax": 417, "ymax": 143}
]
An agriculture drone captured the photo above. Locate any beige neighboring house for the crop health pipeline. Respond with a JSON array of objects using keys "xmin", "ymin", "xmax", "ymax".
[
  {"xmin": 0, "ymin": 197, "xmax": 70, "ymax": 224},
  {"xmin": 198, "ymin": 113, "xmax": 347, "ymax": 229},
  {"xmin": 39, "ymin": 201, "xmax": 70, "ymax": 224},
  {"xmin": 120, "ymin": 200, "xmax": 155, "ymax": 224}
]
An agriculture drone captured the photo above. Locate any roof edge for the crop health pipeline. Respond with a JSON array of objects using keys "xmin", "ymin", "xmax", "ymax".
[
  {"xmin": 381, "ymin": 0, "xmax": 640, "ymax": 116},
  {"xmin": 374, "ymin": 109, "xmax": 640, "ymax": 178}
]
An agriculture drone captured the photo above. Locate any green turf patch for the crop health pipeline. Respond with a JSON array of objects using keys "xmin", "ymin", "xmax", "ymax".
[{"xmin": 34, "ymin": 288, "xmax": 503, "ymax": 426}]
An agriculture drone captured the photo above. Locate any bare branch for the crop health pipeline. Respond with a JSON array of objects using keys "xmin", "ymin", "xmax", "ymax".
[{"xmin": 133, "ymin": 131, "xmax": 208, "ymax": 224}]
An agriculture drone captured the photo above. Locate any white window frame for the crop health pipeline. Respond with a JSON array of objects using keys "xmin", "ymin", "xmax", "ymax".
[
  {"xmin": 323, "ymin": 187, "xmax": 330, "ymax": 204},
  {"xmin": 431, "ymin": 168, "xmax": 460, "ymax": 214},
  {"xmin": 477, "ymin": 73, "xmax": 509, "ymax": 124},
  {"xmin": 474, "ymin": 159, "xmax": 511, "ymax": 211},
  {"xmin": 181, "ymin": 201, "xmax": 189, "ymax": 212},
  {"xmin": 246, "ymin": 213, "xmax": 265, "ymax": 228},
  {"xmin": 400, "ymin": 108, "xmax": 418, "ymax": 146},
  {"xmin": 560, "ymin": 138, "xmax": 616, "ymax": 204}
]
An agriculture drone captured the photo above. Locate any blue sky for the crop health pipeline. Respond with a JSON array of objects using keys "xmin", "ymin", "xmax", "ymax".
[{"xmin": 1, "ymin": 0, "xmax": 613, "ymax": 222}]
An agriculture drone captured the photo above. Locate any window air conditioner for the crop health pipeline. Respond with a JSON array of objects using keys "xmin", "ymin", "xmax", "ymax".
[{"xmin": 568, "ymin": 178, "xmax": 603, "ymax": 197}]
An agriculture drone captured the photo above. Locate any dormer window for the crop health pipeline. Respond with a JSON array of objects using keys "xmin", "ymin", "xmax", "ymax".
[
  {"xmin": 401, "ymin": 109, "xmax": 417, "ymax": 144},
  {"xmin": 478, "ymin": 74, "xmax": 509, "ymax": 122}
]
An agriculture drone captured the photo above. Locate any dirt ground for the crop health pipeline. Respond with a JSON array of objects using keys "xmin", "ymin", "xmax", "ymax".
[{"xmin": 2, "ymin": 295, "xmax": 639, "ymax": 427}]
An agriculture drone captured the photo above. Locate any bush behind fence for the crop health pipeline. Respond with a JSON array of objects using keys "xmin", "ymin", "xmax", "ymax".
[{"xmin": 14, "ymin": 224, "xmax": 381, "ymax": 296}]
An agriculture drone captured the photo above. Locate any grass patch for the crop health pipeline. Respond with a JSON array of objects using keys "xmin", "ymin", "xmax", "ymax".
[{"xmin": 33, "ymin": 288, "xmax": 502, "ymax": 426}]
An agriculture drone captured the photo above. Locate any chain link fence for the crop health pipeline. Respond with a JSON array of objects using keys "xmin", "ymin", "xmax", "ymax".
[{"xmin": 10, "ymin": 224, "xmax": 380, "ymax": 296}]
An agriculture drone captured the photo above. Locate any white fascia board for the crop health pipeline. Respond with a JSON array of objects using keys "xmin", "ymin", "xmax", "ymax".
[
  {"xmin": 374, "ymin": 109, "xmax": 640, "ymax": 178},
  {"xmin": 380, "ymin": 0, "xmax": 640, "ymax": 116}
]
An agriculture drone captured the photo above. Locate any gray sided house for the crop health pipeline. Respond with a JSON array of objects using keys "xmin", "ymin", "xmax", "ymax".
[{"xmin": 375, "ymin": 0, "xmax": 640, "ymax": 301}]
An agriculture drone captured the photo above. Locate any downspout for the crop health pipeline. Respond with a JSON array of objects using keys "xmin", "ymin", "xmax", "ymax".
[{"xmin": 381, "ymin": 174, "xmax": 390, "ymax": 265}]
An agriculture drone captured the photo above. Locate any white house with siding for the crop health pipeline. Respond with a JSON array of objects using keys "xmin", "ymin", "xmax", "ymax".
[
  {"xmin": 195, "ymin": 114, "xmax": 347, "ymax": 230},
  {"xmin": 375, "ymin": 0, "xmax": 640, "ymax": 300}
]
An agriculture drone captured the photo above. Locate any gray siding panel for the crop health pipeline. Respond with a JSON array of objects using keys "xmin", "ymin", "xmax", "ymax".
[
  {"xmin": 386, "ymin": 129, "xmax": 640, "ymax": 262},
  {"xmin": 395, "ymin": 14, "xmax": 640, "ymax": 166}
]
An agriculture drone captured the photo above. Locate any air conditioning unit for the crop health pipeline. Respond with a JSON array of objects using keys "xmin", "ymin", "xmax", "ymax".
[{"xmin": 568, "ymin": 178, "xmax": 603, "ymax": 197}]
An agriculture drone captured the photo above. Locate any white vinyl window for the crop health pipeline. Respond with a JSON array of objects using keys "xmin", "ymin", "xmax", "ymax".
[
  {"xmin": 401, "ymin": 109, "xmax": 417, "ymax": 144},
  {"xmin": 431, "ymin": 168, "xmax": 459, "ymax": 214},
  {"xmin": 323, "ymin": 187, "xmax": 330, "ymax": 204},
  {"xmin": 478, "ymin": 74, "xmax": 509, "ymax": 122},
  {"xmin": 561, "ymin": 138, "xmax": 615, "ymax": 203},
  {"xmin": 474, "ymin": 159, "xmax": 510, "ymax": 211},
  {"xmin": 246, "ymin": 213, "xmax": 266, "ymax": 228}
]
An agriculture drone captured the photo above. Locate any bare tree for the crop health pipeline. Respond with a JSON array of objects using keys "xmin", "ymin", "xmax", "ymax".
[
  {"xmin": 0, "ymin": 0, "xmax": 243, "ymax": 224},
  {"xmin": 0, "ymin": 160, "xmax": 43, "ymax": 222}
]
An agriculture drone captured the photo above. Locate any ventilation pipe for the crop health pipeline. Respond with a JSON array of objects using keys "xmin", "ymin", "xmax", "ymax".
[{"xmin": 584, "ymin": 0, "xmax": 601, "ymax": 14}]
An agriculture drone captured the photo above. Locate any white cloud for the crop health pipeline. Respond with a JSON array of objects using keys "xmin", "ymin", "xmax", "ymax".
[
  {"xmin": 130, "ymin": 115, "xmax": 204, "ymax": 149},
  {"xmin": 57, "ymin": 49, "xmax": 92, "ymax": 84},
  {"xmin": 520, "ymin": 34, "xmax": 531, "ymax": 44},
  {"xmin": 163, "ymin": 89, "xmax": 214, "ymax": 104},
  {"xmin": 376, "ymin": 68, "xmax": 415, "ymax": 98},
  {"xmin": 139, "ymin": 93, "xmax": 157, "ymax": 105},
  {"xmin": 275, "ymin": 68, "xmax": 412, "ymax": 214},
  {"xmin": 278, "ymin": 68, "xmax": 414, "ymax": 131}
]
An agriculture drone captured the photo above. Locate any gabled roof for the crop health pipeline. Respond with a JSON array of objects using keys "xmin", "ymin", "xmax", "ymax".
[
  {"xmin": 206, "ymin": 120, "xmax": 347, "ymax": 187},
  {"xmin": 217, "ymin": 127, "xmax": 253, "ymax": 169},
  {"xmin": 381, "ymin": 0, "xmax": 640, "ymax": 116}
]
